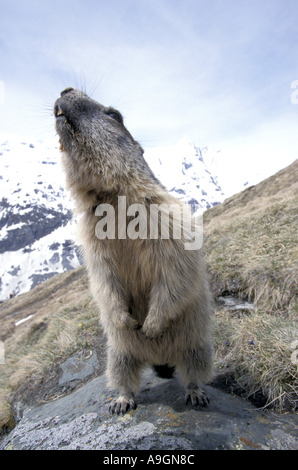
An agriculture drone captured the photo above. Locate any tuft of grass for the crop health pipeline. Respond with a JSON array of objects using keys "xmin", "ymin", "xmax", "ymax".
[
  {"xmin": 231, "ymin": 314, "xmax": 297, "ymax": 410},
  {"xmin": 213, "ymin": 310, "xmax": 298, "ymax": 411}
]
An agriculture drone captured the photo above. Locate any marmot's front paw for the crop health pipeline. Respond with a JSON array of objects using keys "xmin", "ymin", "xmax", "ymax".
[
  {"xmin": 141, "ymin": 320, "xmax": 164, "ymax": 340},
  {"xmin": 117, "ymin": 314, "xmax": 141, "ymax": 331},
  {"xmin": 109, "ymin": 395, "xmax": 136, "ymax": 415}
]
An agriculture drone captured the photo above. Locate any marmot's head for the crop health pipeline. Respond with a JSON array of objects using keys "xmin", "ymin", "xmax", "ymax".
[
  {"xmin": 54, "ymin": 87, "xmax": 141, "ymax": 159},
  {"xmin": 54, "ymin": 88, "xmax": 152, "ymax": 194}
]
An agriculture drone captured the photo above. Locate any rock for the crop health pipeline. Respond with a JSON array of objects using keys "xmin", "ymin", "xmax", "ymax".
[
  {"xmin": 59, "ymin": 351, "xmax": 99, "ymax": 386},
  {"xmin": 1, "ymin": 369, "xmax": 297, "ymax": 450},
  {"xmin": 0, "ymin": 204, "xmax": 72, "ymax": 254}
]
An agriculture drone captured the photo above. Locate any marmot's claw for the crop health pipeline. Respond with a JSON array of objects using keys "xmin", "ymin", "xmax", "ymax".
[
  {"xmin": 109, "ymin": 396, "xmax": 136, "ymax": 415},
  {"xmin": 185, "ymin": 387, "xmax": 209, "ymax": 408}
]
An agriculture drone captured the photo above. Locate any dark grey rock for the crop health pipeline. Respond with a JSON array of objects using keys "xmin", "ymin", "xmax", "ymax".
[
  {"xmin": 0, "ymin": 204, "xmax": 72, "ymax": 254},
  {"xmin": 1, "ymin": 370, "xmax": 297, "ymax": 450},
  {"xmin": 49, "ymin": 252, "xmax": 60, "ymax": 264},
  {"xmin": 59, "ymin": 351, "xmax": 99, "ymax": 386}
]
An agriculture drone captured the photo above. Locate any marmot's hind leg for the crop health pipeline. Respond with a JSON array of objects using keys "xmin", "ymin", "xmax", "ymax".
[
  {"xmin": 107, "ymin": 348, "xmax": 141, "ymax": 414},
  {"xmin": 185, "ymin": 383, "xmax": 209, "ymax": 407},
  {"xmin": 176, "ymin": 343, "xmax": 213, "ymax": 408}
]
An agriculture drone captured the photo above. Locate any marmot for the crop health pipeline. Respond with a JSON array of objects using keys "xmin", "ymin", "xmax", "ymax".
[{"xmin": 54, "ymin": 87, "xmax": 214, "ymax": 414}]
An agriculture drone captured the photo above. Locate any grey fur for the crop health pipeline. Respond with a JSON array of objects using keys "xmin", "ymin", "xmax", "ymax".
[{"xmin": 54, "ymin": 88, "xmax": 214, "ymax": 414}]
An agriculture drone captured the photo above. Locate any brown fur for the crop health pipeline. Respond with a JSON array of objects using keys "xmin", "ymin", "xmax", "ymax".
[{"xmin": 54, "ymin": 88, "xmax": 214, "ymax": 414}]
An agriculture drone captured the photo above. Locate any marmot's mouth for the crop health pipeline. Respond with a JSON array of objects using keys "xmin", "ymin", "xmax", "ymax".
[
  {"xmin": 55, "ymin": 106, "xmax": 65, "ymax": 118},
  {"xmin": 54, "ymin": 106, "xmax": 66, "ymax": 151},
  {"xmin": 59, "ymin": 138, "xmax": 64, "ymax": 152}
]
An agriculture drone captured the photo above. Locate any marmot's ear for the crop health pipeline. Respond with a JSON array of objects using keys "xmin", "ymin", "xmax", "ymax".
[{"xmin": 60, "ymin": 87, "xmax": 75, "ymax": 97}]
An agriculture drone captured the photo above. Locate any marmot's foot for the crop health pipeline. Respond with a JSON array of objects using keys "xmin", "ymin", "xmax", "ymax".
[
  {"xmin": 109, "ymin": 395, "xmax": 137, "ymax": 415},
  {"xmin": 185, "ymin": 384, "xmax": 209, "ymax": 408}
]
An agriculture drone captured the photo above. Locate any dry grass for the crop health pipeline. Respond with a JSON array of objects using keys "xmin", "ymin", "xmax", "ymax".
[
  {"xmin": 204, "ymin": 160, "xmax": 298, "ymax": 316},
  {"xmin": 214, "ymin": 310, "xmax": 298, "ymax": 411},
  {"xmin": 204, "ymin": 195, "xmax": 297, "ymax": 316},
  {"xmin": 205, "ymin": 160, "xmax": 298, "ymax": 411},
  {"xmin": 229, "ymin": 314, "xmax": 298, "ymax": 410}
]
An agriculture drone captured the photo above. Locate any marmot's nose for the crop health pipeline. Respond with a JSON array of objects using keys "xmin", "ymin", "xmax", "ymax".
[{"xmin": 60, "ymin": 87, "xmax": 74, "ymax": 97}]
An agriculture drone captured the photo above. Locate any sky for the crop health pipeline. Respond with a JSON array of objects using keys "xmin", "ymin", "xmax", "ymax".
[{"xmin": 0, "ymin": 0, "xmax": 298, "ymax": 189}]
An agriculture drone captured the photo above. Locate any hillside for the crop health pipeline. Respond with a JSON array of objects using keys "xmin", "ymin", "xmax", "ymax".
[
  {"xmin": 204, "ymin": 159, "xmax": 298, "ymax": 413},
  {"xmin": 0, "ymin": 160, "xmax": 297, "ymax": 433},
  {"xmin": 204, "ymin": 158, "xmax": 298, "ymax": 314}
]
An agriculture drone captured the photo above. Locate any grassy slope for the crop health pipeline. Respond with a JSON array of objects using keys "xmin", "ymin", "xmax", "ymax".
[
  {"xmin": 204, "ymin": 159, "xmax": 297, "ymax": 314},
  {"xmin": 0, "ymin": 160, "xmax": 297, "ymax": 431},
  {"xmin": 204, "ymin": 160, "xmax": 298, "ymax": 410}
]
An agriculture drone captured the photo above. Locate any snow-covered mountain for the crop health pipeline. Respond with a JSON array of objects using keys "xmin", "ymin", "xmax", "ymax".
[
  {"xmin": 0, "ymin": 135, "xmax": 226, "ymax": 301},
  {"xmin": 144, "ymin": 139, "xmax": 225, "ymax": 210},
  {"xmin": 0, "ymin": 137, "xmax": 82, "ymax": 301}
]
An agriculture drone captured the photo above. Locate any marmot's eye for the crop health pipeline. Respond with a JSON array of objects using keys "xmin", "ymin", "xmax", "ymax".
[
  {"xmin": 109, "ymin": 113, "xmax": 120, "ymax": 121},
  {"xmin": 106, "ymin": 109, "xmax": 123, "ymax": 124}
]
